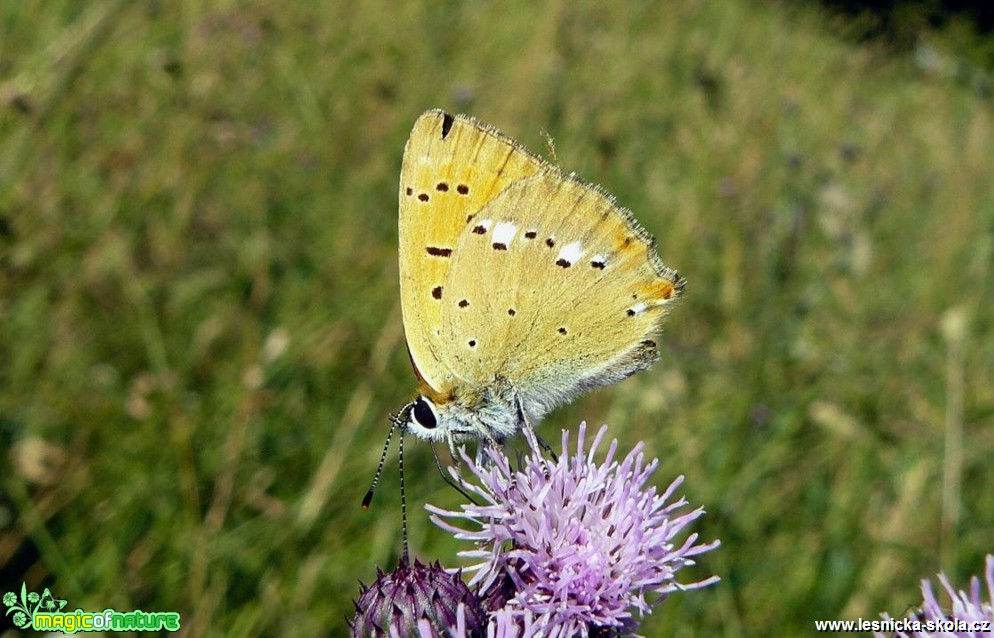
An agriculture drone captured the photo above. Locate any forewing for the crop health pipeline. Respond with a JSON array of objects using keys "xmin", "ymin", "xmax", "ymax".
[{"xmin": 399, "ymin": 110, "xmax": 543, "ymax": 398}]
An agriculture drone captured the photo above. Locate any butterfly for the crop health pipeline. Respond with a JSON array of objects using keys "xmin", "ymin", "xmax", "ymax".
[
  {"xmin": 393, "ymin": 110, "xmax": 684, "ymax": 448},
  {"xmin": 36, "ymin": 588, "xmax": 68, "ymax": 613}
]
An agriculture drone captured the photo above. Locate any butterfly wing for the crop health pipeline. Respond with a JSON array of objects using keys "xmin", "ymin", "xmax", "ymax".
[
  {"xmin": 399, "ymin": 110, "xmax": 543, "ymax": 400},
  {"xmin": 442, "ymin": 170, "xmax": 683, "ymax": 418}
]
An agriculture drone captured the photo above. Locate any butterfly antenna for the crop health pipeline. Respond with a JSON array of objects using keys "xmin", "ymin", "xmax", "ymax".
[
  {"xmin": 362, "ymin": 417, "xmax": 398, "ymax": 510},
  {"xmin": 398, "ymin": 429, "xmax": 410, "ymax": 564},
  {"xmin": 430, "ymin": 443, "xmax": 479, "ymax": 506}
]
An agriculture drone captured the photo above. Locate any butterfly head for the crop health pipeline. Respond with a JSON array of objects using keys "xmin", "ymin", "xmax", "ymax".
[
  {"xmin": 395, "ymin": 395, "xmax": 479, "ymax": 444},
  {"xmin": 396, "ymin": 382, "xmax": 524, "ymax": 446}
]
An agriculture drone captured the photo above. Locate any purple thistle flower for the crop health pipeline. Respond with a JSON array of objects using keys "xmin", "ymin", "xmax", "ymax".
[
  {"xmin": 876, "ymin": 555, "xmax": 994, "ymax": 638},
  {"xmin": 428, "ymin": 423, "xmax": 720, "ymax": 637},
  {"xmin": 350, "ymin": 559, "xmax": 485, "ymax": 638}
]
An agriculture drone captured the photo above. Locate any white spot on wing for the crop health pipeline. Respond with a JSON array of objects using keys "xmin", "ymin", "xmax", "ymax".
[
  {"xmin": 557, "ymin": 241, "xmax": 584, "ymax": 264},
  {"xmin": 492, "ymin": 221, "xmax": 517, "ymax": 246},
  {"xmin": 592, "ymin": 253, "xmax": 607, "ymax": 265},
  {"xmin": 477, "ymin": 219, "xmax": 493, "ymax": 231},
  {"xmin": 629, "ymin": 302, "xmax": 648, "ymax": 314}
]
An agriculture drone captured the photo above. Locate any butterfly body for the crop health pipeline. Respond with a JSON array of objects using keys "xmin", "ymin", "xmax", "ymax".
[{"xmin": 396, "ymin": 110, "xmax": 684, "ymax": 445}]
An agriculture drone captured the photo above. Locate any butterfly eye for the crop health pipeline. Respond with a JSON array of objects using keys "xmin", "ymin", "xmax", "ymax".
[{"xmin": 412, "ymin": 397, "xmax": 437, "ymax": 429}]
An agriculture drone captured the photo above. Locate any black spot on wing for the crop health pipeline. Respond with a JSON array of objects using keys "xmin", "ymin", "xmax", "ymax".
[{"xmin": 441, "ymin": 113, "xmax": 455, "ymax": 139}]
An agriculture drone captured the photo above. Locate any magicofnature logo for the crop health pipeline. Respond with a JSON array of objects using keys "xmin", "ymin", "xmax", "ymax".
[{"xmin": 3, "ymin": 583, "xmax": 180, "ymax": 634}]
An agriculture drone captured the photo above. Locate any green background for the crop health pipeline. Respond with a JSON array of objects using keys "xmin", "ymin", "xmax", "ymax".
[{"xmin": 2, "ymin": 1, "xmax": 992, "ymax": 635}]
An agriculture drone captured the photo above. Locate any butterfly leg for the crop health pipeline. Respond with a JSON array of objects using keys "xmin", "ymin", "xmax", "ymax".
[
  {"xmin": 444, "ymin": 431, "xmax": 460, "ymax": 464},
  {"xmin": 534, "ymin": 432, "xmax": 558, "ymax": 463},
  {"xmin": 513, "ymin": 391, "xmax": 555, "ymax": 475},
  {"xmin": 516, "ymin": 393, "xmax": 558, "ymax": 462},
  {"xmin": 477, "ymin": 426, "xmax": 504, "ymax": 465},
  {"xmin": 430, "ymin": 443, "xmax": 479, "ymax": 505}
]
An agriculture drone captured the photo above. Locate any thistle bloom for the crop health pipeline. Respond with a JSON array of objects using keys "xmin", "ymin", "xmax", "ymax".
[
  {"xmin": 428, "ymin": 423, "xmax": 720, "ymax": 637},
  {"xmin": 877, "ymin": 555, "xmax": 994, "ymax": 638},
  {"xmin": 350, "ymin": 559, "xmax": 485, "ymax": 638}
]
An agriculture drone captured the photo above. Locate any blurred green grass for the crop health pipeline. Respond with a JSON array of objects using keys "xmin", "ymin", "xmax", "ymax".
[{"xmin": 1, "ymin": 0, "xmax": 992, "ymax": 635}]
